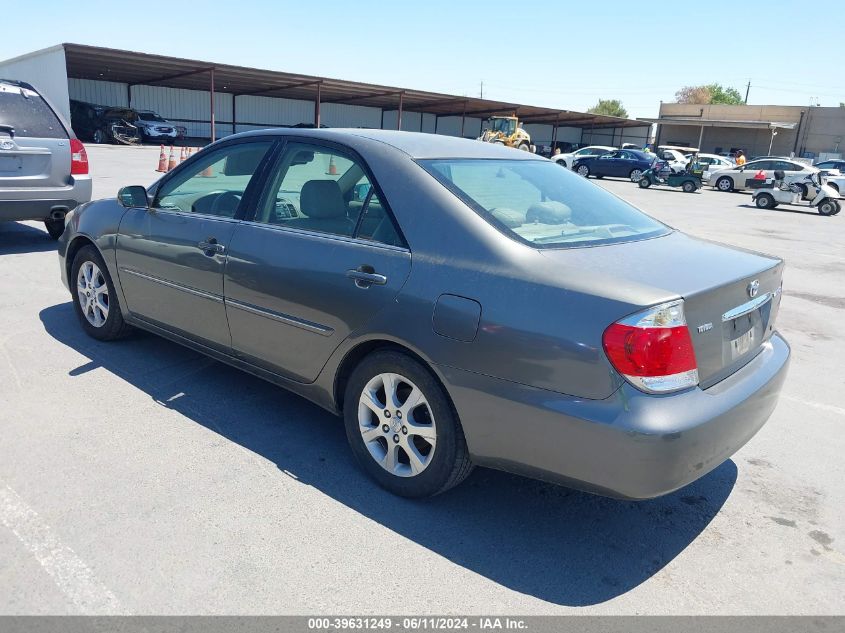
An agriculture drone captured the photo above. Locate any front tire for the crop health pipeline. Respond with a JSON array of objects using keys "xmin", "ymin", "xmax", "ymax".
[
  {"xmin": 343, "ymin": 351, "xmax": 472, "ymax": 497},
  {"xmin": 70, "ymin": 245, "xmax": 132, "ymax": 341},
  {"xmin": 576, "ymin": 165, "xmax": 590, "ymax": 177},
  {"xmin": 517, "ymin": 142, "xmax": 530, "ymax": 152},
  {"xmin": 818, "ymin": 199, "xmax": 837, "ymax": 216},
  {"xmin": 716, "ymin": 176, "xmax": 734, "ymax": 192},
  {"xmin": 92, "ymin": 128, "xmax": 106, "ymax": 144},
  {"xmin": 638, "ymin": 177, "xmax": 651, "ymax": 188},
  {"xmin": 682, "ymin": 180, "xmax": 697, "ymax": 193},
  {"xmin": 44, "ymin": 218, "xmax": 65, "ymax": 240}
]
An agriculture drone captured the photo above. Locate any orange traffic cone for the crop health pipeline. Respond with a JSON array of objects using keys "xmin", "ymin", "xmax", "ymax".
[
  {"xmin": 155, "ymin": 145, "xmax": 167, "ymax": 172},
  {"xmin": 179, "ymin": 147, "xmax": 185, "ymax": 163},
  {"xmin": 327, "ymin": 156, "xmax": 337, "ymax": 176},
  {"xmin": 166, "ymin": 146, "xmax": 177, "ymax": 171}
]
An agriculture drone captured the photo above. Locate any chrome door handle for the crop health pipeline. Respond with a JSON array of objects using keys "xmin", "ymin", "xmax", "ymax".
[
  {"xmin": 346, "ymin": 269, "xmax": 387, "ymax": 288},
  {"xmin": 198, "ymin": 238, "xmax": 225, "ymax": 255}
]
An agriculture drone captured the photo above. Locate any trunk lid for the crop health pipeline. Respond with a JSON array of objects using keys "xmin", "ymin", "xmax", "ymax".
[
  {"xmin": 0, "ymin": 81, "xmax": 70, "ymax": 189},
  {"xmin": 539, "ymin": 231, "xmax": 784, "ymax": 388}
]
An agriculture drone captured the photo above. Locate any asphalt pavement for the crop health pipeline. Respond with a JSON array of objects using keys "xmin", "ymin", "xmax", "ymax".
[{"xmin": 0, "ymin": 144, "xmax": 843, "ymax": 614}]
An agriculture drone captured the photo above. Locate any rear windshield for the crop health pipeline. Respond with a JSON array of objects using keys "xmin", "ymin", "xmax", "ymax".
[
  {"xmin": 420, "ymin": 158, "xmax": 670, "ymax": 248},
  {"xmin": 0, "ymin": 84, "xmax": 66, "ymax": 138}
]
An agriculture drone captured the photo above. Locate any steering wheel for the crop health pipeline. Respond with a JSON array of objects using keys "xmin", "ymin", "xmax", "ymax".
[{"xmin": 209, "ymin": 191, "xmax": 242, "ymax": 216}]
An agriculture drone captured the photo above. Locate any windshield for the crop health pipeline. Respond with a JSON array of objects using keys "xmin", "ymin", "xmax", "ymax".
[
  {"xmin": 420, "ymin": 159, "xmax": 670, "ymax": 248},
  {"xmin": 490, "ymin": 118, "xmax": 516, "ymax": 135},
  {"xmin": 138, "ymin": 112, "xmax": 165, "ymax": 122}
]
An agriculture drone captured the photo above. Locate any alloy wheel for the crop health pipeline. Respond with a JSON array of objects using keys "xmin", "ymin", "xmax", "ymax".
[
  {"xmin": 630, "ymin": 169, "xmax": 643, "ymax": 182},
  {"xmin": 76, "ymin": 261, "xmax": 109, "ymax": 327},
  {"xmin": 357, "ymin": 372, "xmax": 437, "ymax": 477}
]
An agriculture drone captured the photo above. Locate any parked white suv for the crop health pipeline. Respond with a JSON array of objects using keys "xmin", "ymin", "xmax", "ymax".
[{"xmin": 0, "ymin": 79, "xmax": 92, "ymax": 239}]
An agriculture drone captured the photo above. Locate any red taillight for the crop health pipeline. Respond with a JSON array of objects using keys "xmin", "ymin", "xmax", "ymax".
[
  {"xmin": 70, "ymin": 138, "xmax": 88, "ymax": 175},
  {"xmin": 602, "ymin": 300, "xmax": 699, "ymax": 393}
]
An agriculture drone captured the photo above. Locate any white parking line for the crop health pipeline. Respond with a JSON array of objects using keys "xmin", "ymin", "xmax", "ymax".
[
  {"xmin": 783, "ymin": 395, "xmax": 845, "ymax": 417},
  {"xmin": 0, "ymin": 483, "xmax": 124, "ymax": 614}
]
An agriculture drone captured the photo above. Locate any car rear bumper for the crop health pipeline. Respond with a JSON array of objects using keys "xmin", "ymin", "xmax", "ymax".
[
  {"xmin": 441, "ymin": 332, "xmax": 790, "ymax": 499},
  {"xmin": 0, "ymin": 177, "xmax": 93, "ymax": 221}
]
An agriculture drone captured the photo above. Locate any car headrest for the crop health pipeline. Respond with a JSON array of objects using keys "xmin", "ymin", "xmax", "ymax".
[
  {"xmin": 490, "ymin": 207, "xmax": 524, "ymax": 228},
  {"xmin": 300, "ymin": 180, "xmax": 346, "ymax": 218},
  {"xmin": 773, "ymin": 170, "xmax": 785, "ymax": 180},
  {"xmin": 525, "ymin": 201, "xmax": 572, "ymax": 224}
]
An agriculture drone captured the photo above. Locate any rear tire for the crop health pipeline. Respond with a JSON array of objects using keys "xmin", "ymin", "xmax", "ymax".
[
  {"xmin": 44, "ymin": 218, "xmax": 65, "ymax": 240},
  {"xmin": 576, "ymin": 165, "xmax": 590, "ymax": 177},
  {"xmin": 70, "ymin": 245, "xmax": 132, "ymax": 341},
  {"xmin": 638, "ymin": 177, "xmax": 651, "ymax": 188},
  {"xmin": 629, "ymin": 169, "xmax": 643, "ymax": 182},
  {"xmin": 343, "ymin": 350, "xmax": 472, "ymax": 498},
  {"xmin": 682, "ymin": 180, "xmax": 697, "ymax": 193},
  {"xmin": 517, "ymin": 142, "xmax": 530, "ymax": 152},
  {"xmin": 755, "ymin": 193, "xmax": 775, "ymax": 209}
]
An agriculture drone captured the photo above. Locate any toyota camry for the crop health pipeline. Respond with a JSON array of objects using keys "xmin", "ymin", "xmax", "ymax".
[{"xmin": 57, "ymin": 129, "xmax": 790, "ymax": 499}]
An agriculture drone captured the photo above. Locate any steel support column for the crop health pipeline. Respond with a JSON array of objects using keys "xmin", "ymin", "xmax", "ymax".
[
  {"xmin": 397, "ymin": 92, "xmax": 404, "ymax": 130},
  {"xmin": 314, "ymin": 82, "xmax": 322, "ymax": 128},
  {"xmin": 551, "ymin": 114, "xmax": 559, "ymax": 152},
  {"xmin": 460, "ymin": 100, "xmax": 467, "ymax": 137},
  {"xmin": 698, "ymin": 125, "xmax": 705, "ymax": 150},
  {"xmin": 209, "ymin": 68, "xmax": 216, "ymax": 142}
]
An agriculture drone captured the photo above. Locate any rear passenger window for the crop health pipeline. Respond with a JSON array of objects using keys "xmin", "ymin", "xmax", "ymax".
[
  {"xmin": 257, "ymin": 142, "xmax": 404, "ymax": 246},
  {"xmin": 0, "ymin": 83, "xmax": 66, "ymax": 138}
]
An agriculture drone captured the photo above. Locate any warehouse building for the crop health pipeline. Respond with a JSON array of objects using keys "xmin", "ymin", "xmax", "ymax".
[
  {"xmin": 0, "ymin": 43, "xmax": 650, "ymax": 149},
  {"xmin": 646, "ymin": 103, "xmax": 844, "ymax": 161}
]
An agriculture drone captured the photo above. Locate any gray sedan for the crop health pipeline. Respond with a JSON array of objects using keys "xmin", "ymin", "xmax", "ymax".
[{"xmin": 57, "ymin": 129, "xmax": 790, "ymax": 499}]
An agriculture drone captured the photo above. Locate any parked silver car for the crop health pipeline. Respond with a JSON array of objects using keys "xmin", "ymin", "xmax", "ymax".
[
  {"xmin": 57, "ymin": 129, "xmax": 790, "ymax": 499},
  {"xmin": 1, "ymin": 79, "xmax": 92, "ymax": 238}
]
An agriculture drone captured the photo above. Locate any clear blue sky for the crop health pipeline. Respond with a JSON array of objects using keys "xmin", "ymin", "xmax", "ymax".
[{"xmin": 2, "ymin": 1, "xmax": 843, "ymax": 118}]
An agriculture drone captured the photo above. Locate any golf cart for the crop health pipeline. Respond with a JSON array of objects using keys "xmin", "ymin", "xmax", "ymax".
[
  {"xmin": 751, "ymin": 170, "xmax": 841, "ymax": 216},
  {"xmin": 638, "ymin": 159, "xmax": 703, "ymax": 193}
]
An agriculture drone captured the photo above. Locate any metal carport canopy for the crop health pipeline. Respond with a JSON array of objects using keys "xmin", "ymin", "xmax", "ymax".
[{"xmin": 61, "ymin": 43, "xmax": 643, "ymax": 129}]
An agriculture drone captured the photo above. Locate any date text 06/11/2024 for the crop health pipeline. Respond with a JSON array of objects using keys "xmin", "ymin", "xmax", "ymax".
[{"xmin": 307, "ymin": 617, "xmax": 529, "ymax": 630}]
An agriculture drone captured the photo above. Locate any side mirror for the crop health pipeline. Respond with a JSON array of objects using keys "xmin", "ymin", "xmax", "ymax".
[{"xmin": 118, "ymin": 185, "xmax": 149, "ymax": 208}]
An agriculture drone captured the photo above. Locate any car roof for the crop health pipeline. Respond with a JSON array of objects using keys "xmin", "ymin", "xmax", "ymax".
[{"xmin": 228, "ymin": 128, "xmax": 545, "ymax": 160}]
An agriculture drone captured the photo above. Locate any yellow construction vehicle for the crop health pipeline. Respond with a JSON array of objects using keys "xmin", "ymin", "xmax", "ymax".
[{"xmin": 477, "ymin": 115, "xmax": 533, "ymax": 151}]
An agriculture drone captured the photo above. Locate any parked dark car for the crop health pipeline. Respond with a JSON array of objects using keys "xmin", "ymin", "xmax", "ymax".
[
  {"xmin": 573, "ymin": 149, "xmax": 655, "ymax": 181},
  {"xmin": 58, "ymin": 129, "xmax": 790, "ymax": 500},
  {"xmin": 1, "ymin": 79, "xmax": 91, "ymax": 238},
  {"xmin": 69, "ymin": 100, "xmax": 140, "ymax": 144}
]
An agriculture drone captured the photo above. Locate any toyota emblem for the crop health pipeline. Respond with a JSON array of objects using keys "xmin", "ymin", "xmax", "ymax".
[{"xmin": 748, "ymin": 280, "xmax": 760, "ymax": 298}]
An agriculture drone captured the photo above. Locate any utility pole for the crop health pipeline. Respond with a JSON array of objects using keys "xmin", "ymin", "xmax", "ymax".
[
  {"xmin": 480, "ymin": 80, "xmax": 483, "ymax": 99},
  {"xmin": 745, "ymin": 80, "xmax": 751, "ymax": 104}
]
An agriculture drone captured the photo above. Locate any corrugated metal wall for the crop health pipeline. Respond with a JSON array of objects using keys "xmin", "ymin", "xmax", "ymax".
[
  {"xmin": 68, "ymin": 78, "xmax": 128, "ymax": 108},
  {"xmin": 322, "ymin": 103, "xmax": 381, "ymax": 128},
  {"xmin": 235, "ymin": 95, "xmax": 313, "ymax": 130},
  {"xmin": 435, "ymin": 116, "xmax": 481, "ymax": 138}
]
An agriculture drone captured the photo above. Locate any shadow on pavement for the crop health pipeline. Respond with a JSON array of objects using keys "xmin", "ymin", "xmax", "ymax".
[
  {"xmin": 40, "ymin": 301, "xmax": 737, "ymax": 607},
  {"xmin": 0, "ymin": 221, "xmax": 57, "ymax": 255}
]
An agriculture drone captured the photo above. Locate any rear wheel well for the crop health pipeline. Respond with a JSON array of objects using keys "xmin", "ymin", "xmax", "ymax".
[
  {"xmin": 65, "ymin": 236, "xmax": 97, "ymax": 282},
  {"xmin": 334, "ymin": 340, "xmax": 450, "ymax": 414}
]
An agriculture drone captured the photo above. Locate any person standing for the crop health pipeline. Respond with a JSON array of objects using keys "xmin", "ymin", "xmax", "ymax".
[{"xmin": 736, "ymin": 150, "xmax": 747, "ymax": 166}]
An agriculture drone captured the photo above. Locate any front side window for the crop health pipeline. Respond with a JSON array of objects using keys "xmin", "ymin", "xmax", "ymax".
[
  {"xmin": 255, "ymin": 142, "xmax": 404, "ymax": 246},
  {"xmin": 421, "ymin": 158, "xmax": 670, "ymax": 248},
  {"xmin": 154, "ymin": 140, "xmax": 273, "ymax": 218}
]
